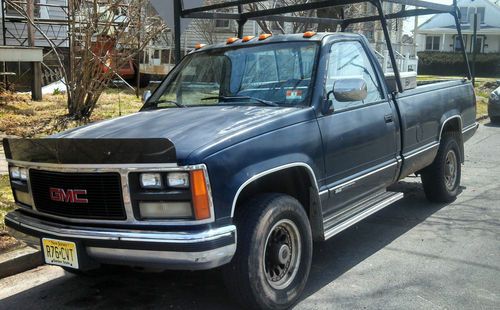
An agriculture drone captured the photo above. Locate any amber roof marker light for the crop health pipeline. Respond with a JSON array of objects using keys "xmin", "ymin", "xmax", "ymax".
[
  {"xmin": 303, "ymin": 31, "xmax": 317, "ymax": 38},
  {"xmin": 226, "ymin": 37, "xmax": 239, "ymax": 44},
  {"xmin": 258, "ymin": 33, "xmax": 272, "ymax": 40},
  {"xmin": 242, "ymin": 35, "xmax": 255, "ymax": 42},
  {"xmin": 194, "ymin": 43, "xmax": 206, "ymax": 49}
]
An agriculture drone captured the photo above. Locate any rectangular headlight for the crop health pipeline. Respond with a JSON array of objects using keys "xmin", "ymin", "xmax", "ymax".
[
  {"xmin": 167, "ymin": 172, "xmax": 190, "ymax": 188},
  {"xmin": 9, "ymin": 166, "xmax": 20, "ymax": 179},
  {"xmin": 139, "ymin": 201, "xmax": 193, "ymax": 219},
  {"xmin": 19, "ymin": 168, "xmax": 28, "ymax": 181},
  {"xmin": 140, "ymin": 173, "xmax": 163, "ymax": 189}
]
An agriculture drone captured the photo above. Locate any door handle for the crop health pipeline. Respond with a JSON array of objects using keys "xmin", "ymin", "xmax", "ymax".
[{"xmin": 384, "ymin": 114, "xmax": 394, "ymax": 123}]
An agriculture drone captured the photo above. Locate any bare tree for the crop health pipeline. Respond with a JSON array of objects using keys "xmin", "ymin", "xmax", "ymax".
[
  {"xmin": 191, "ymin": 19, "xmax": 219, "ymax": 44},
  {"xmin": 66, "ymin": 0, "xmax": 166, "ymax": 119},
  {"xmin": 247, "ymin": 0, "xmax": 344, "ymax": 34},
  {"xmin": 8, "ymin": 0, "xmax": 166, "ymax": 120},
  {"xmin": 315, "ymin": 3, "xmax": 343, "ymax": 32}
]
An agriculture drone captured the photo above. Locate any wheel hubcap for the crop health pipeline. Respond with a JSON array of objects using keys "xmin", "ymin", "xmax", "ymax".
[
  {"xmin": 264, "ymin": 219, "xmax": 301, "ymax": 290},
  {"xmin": 444, "ymin": 150, "xmax": 458, "ymax": 191}
]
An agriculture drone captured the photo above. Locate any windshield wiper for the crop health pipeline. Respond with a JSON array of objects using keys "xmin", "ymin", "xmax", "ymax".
[
  {"xmin": 153, "ymin": 99, "xmax": 187, "ymax": 108},
  {"xmin": 201, "ymin": 95, "xmax": 278, "ymax": 107}
]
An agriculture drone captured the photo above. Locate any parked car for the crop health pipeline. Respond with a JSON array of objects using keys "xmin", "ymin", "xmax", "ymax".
[
  {"xmin": 3, "ymin": 32, "xmax": 477, "ymax": 309},
  {"xmin": 488, "ymin": 85, "xmax": 500, "ymax": 123}
]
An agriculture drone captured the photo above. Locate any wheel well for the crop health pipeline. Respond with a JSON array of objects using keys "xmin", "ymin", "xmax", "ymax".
[
  {"xmin": 234, "ymin": 166, "xmax": 323, "ymax": 239},
  {"xmin": 441, "ymin": 117, "xmax": 464, "ymax": 162}
]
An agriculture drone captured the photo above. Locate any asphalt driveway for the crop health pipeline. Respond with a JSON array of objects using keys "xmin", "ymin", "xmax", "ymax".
[{"xmin": 0, "ymin": 122, "xmax": 498, "ymax": 310}]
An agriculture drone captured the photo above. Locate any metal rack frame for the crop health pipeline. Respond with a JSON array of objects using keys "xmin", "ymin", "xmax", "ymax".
[{"xmin": 171, "ymin": 0, "xmax": 471, "ymax": 93}]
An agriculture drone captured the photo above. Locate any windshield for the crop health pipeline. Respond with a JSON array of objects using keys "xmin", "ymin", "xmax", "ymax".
[{"xmin": 143, "ymin": 42, "xmax": 319, "ymax": 109}]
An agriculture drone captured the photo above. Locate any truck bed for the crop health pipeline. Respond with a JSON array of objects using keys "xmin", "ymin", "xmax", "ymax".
[{"xmin": 395, "ymin": 79, "xmax": 476, "ymax": 178}]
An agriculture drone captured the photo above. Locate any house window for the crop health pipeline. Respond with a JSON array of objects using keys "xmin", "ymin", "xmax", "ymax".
[
  {"xmin": 461, "ymin": 7, "xmax": 486, "ymax": 24},
  {"xmin": 215, "ymin": 19, "xmax": 230, "ymax": 29},
  {"xmin": 425, "ymin": 36, "xmax": 440, "ymax": 51},
  {"xmin": 459, "ymin": 7, "xmax": 469, "ymax": 23},
  {"xmin": 477, "ymin": 7, "xmax": 485, "ymax": 24},
  {"xmin": 454, "ymin": 35, "xmax": 467, "ymax": 52},
  {"xmin": 6, "ymin": 0, "xmax": 41, "ymax": 17}
]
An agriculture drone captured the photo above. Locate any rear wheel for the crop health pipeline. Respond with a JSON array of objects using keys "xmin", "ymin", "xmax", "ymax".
[
  {"xmin": 421, "ymin": 133, "xmax": 461, "ymax": 202},
  {"xmin": 223, "ymin": 193, "xmax": 312, "ymax": 309},
  {"xmin": 490, "ymin": 116, "xmax": 500, "ymax": 124}
]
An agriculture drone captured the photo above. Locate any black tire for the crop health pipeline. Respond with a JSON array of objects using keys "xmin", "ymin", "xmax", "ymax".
[
  {"xmin": 421, "ymin": 133, "xmax": 461, "ymax": 202},
  {"xmin": 490, "ymin": 116, "xmax": 500, "ymax": 124},
  {"xmin": 223, "ymin": 193, "xmax": 313, "ymax": 310},
  {"xmin": 62, "ymin": 264, "xmax": 114, "ymax": 276},
  {"xmin": 62, "ymin": 266, "xmax": 100, "ymax": 276}
]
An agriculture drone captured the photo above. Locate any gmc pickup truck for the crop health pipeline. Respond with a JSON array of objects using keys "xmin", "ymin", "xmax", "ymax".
[{"xmin": 4, "ymin": 32, "xmax": 477, "ymax": 308}]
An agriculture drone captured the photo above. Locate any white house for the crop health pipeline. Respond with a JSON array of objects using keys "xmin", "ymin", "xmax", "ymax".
[
  {"xmin": 0, "ymin": 0, "xmax": 69, "ymax": 47},
  {"xmin": 416, "ymin": 0, "xmax": 500, "ymax": 53}
]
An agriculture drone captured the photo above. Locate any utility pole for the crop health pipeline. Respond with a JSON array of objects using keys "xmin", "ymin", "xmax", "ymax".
[
  {"xmin": 173, "ymin": 0, "xmax": 182, "ymax": 64},
  {"xmin": 135, "ymin": 5, "xmax": 141, "ymax": 98},
  {"xmin": 27, "ymin": 0, "xmax": 42, "ymax": 100},
  {"xmin": 413, "ymin": 13, "xmax": 418, "ymax": 59},
  {"xmin": 68, "ymin": 0, "xmax": 74, "ymax": 104},
  {"xmin": 471, "ymin": 10, "xmax": 478, "ymax": 86}
]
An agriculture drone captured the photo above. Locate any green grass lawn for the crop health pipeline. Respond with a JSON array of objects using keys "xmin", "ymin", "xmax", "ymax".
[
  {"xmin": 0, "ymin": 88, "xmax": 143, "ymax": 138},
  {"xmin": 417, "ymin": 75, "xmax": 498, "ymax": 83}
]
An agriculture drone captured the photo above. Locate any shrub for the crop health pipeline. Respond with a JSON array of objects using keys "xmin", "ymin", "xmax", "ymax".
[
  {"xmin": 417, "ymin": 52, "xmax": 500, "ymax": 77},
  {"xmin": 52, "ymin": 87, "xmax": 62, "ymax": 95}
]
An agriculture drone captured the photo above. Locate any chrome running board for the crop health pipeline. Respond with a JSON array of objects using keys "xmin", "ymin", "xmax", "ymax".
[{"xmin": 323, "ymin": 191, "xmax": 404, "ymax": 240}]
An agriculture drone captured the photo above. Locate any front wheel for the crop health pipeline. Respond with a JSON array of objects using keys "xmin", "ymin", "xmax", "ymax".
[
  {"xmin": 421, "ymin": 133, "xmax": 461, "ymax": 202},
  {"xmin": 223, "ymin": 194, "xmax": 312, "ymax": 309}
]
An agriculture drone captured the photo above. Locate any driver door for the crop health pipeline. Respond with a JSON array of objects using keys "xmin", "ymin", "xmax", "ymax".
[{"xmin": 317, "ymin": 40, "xmax": 399, "ymax": 216}]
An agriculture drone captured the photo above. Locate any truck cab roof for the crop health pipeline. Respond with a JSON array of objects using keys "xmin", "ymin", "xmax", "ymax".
[{"xmin": 192, "ymin": 32, "xmax": 364, "ymax": 52}]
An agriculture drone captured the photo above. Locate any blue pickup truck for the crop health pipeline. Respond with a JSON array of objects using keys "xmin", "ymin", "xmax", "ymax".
[{"xmin": 4, "ymin": 33, "xmax": 477, "ymax": 308}]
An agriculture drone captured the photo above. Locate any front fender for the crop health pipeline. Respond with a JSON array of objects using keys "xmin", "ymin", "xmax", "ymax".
[{"xmin": 202, "ymin": 118, "xmax": 324, "ymax": 221}]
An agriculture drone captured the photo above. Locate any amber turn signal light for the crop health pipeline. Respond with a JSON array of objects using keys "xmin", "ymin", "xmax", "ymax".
[
  {"xmin": 190, "ymin": 170, "xmax": 211, "ymax": 220},
  {"xmin": 258, "ymin": 33, "xmax": 272, "ymax": 40},
  {"xmin": 303, "ymin": 31, "xmax": 316, "ymax": 38},
  {"xmin": 226, "ymin": 37, "xmax": 239, "ymax": 44}
]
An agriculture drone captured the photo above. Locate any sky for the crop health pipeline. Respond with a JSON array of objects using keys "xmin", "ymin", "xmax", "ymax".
[{"xmin": 403, "ymin": 0, "xmax": 453, "ymax": 35}]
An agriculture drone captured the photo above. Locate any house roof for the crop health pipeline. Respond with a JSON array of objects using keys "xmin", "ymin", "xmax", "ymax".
[{"xmin": 418, "ymin": 0, "xmax": 500, "ymax": 33}]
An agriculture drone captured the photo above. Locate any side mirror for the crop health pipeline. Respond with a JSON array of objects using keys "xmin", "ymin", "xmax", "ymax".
[
  {"xmin": 142, "ymin": 90, "xmax": 152, "ymax": 103},
  {"xmin": 332, "ymin": 78, "xmax": 367, "ymax": 102}
]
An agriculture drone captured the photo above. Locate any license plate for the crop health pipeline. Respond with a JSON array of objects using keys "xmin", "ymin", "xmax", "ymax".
[{"xmin": 42, "ymin": 238, "xmax": 79, "ymax": 269}]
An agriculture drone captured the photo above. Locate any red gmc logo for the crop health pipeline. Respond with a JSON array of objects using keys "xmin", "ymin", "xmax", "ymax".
[{"xmin": 49, "ymin": 188, "xmax": 88, "ymax": 204}]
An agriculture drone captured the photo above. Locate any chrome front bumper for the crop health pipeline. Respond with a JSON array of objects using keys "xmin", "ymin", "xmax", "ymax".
[{"xmin": 5, "ymin": 210, "xmax": 236, "ymax": 270}]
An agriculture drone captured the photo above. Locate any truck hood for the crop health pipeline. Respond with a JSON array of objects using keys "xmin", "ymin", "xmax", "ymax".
[{"xmin": 54, "ymin": 106, "xmax": 315, "ymax": 164}]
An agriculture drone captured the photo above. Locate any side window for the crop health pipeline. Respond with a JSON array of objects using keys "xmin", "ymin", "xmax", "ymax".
[{"xmin": 326, "ymin": 41, "xmax": 383, "ymax": 111}]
